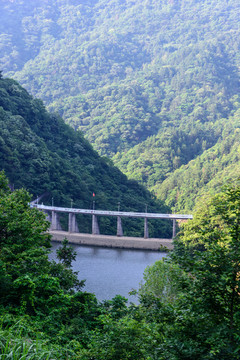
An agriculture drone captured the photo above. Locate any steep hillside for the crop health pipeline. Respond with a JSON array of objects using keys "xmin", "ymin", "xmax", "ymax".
[
  {"xmin": 155, "ymin": 109, "xmax": 240, "ymax": 212},
  {"xmin": 1, "ymin": 0, "xmax": 240, "ymax": 210},
  {"xmin": 0, "ymin": 75, "xmax": 171, "ymax": 237}
]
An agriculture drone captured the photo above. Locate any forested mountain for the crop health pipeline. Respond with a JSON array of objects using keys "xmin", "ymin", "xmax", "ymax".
[
  {"xmin": 155, "ymin": 109, "xmax": 240, "ymax": 212},
  {"xmin": 0, "ymin": 75, "xmax": 171, "ymax": 237},
  {"xmin": 1, "ymin": 0, "xmax": 240, "ymax": 211}
]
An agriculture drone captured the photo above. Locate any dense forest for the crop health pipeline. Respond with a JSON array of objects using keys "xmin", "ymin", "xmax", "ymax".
[
  {"xmin": 1, "ymin": 0, "xmax": 240, "ymax": 211},
  {"xmin": 154, "ymin": 110, "xmax": 240, "ymax": 212},
  {"xmin": 1, "ymin": 2, "xmax": 240, "ymax": 357},
  {"xmin": 1, "ymin": 171, "xmax": 240, "ymax": 359},
  {"xmin": 0, "ymin": 75, "xmax": 171, "ymax": 237}
]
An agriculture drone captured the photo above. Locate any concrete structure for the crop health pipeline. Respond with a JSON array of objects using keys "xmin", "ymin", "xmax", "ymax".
[
  {"xmin": 31, "ymin": 204, "xmax": 192, "ymax": 240},
  {"xmin": 50, "ymin": 231, "xmax": 174, "ymax": 251},
  {"xmin": 50, "ymin": 211, "xmax": 62, "ymax": 231},
  {"xmin": 68, "ymin": 213, "xmax": 79, "ymax": 233},
  {"xmin": 117, "ymin": 216, "xmax": 123, "ymax": 236}
]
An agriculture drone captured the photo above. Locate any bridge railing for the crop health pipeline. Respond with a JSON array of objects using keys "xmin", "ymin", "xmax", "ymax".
[{"xmin": 31, "ymin": 204, "xmax": 193, "ymax": 239}]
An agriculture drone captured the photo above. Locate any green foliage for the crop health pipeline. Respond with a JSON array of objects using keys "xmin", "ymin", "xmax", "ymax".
[
  {"xmin": 127, "ymin": 183, "xmax": 240, "ymax": 359},
  {"xmin": 138, "ymin": 259, "xmax": 190, "ymax": 305},
  {"xmin": 0, "ymin": 77, "xmax": 171, "ymax": 237},
  {"xmin": 0, "ymin": 171, "xmax": 84, "ymax": 316},
  {"xmin": 167, "ymin": 183, "xmax": 240, "ymax": 358},
  {"xmin": 1, "ymin": 165, "xmax": 240, "ymax": 359},
  {"xmin": 0, "ymin": 171, "xmax": 168, "ymax": 359},
  {"xmin": 1, "ymin": 0, "xmax": 240, "ymax": 211},
  {"xmin": 0, "ymin": 328, "xmax": 64, "ymax": 359},
  {"xmin": 56, "ymin": 238, "xmax": 77, "ymax": 268},
  {"xmin": 155, "ymin": 114, "xmax": 240, "ymax": 212},
  {"xmin": 0, "ymin": 314, "xmax": 76, "ymax": 359},
  {"xmin": 83, "ymin": 314, "xmax": 157, "ymax": 360}
]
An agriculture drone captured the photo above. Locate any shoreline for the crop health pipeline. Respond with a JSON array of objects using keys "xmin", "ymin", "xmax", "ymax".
[{"xmin": 50, "ymin": 230, "xmax": 173, "ymax": 251}]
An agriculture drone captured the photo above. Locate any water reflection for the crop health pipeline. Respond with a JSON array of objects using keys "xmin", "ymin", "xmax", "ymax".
[{"xmin": 50, "ymin": 242, "xmax": 167, "ymax": 302}]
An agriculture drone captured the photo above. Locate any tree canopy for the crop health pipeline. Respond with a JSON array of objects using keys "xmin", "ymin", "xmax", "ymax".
[
  {"xmin": 1, "ymin": 172, "xmax": 240, "ymax": 358},
  {"xmin": 0, "ymin": 76, "xmax": 171, "ymax": 237},
  {"xmin": 1, "ymin": 0, "xmax": 240, "ymax": 211},
  {"xmin": 138, "ymin": 183, "xmax": 240, "ymax": 358}
]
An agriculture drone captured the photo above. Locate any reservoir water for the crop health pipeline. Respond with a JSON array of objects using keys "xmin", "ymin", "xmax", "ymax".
[{"xmin": 50, "ymin": 242, "xmax": 167, "ymax": 302}]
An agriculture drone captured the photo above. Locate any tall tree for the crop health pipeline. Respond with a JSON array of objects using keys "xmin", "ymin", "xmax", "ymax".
[
  {"xmin": 0, "ymin": 171, "xmax": 84, "ymax": 314},
  {"xmin": 169, "ymin": 184, "xmax": 240, "ymax": 358}
]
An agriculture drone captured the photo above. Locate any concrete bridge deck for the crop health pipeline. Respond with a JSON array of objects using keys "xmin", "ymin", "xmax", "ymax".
[
  {"xmin": 33, "ymin": 203, "xmax": 192, "ymax": 240},
  {"xmin": 50, "ymin": 230, "xmax": 173, "ymax": 251}
]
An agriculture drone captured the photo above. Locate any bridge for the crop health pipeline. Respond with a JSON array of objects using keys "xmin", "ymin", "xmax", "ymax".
[{"xmin": 31, "ymin": 203, "xmax": 193, "ymax": 250}]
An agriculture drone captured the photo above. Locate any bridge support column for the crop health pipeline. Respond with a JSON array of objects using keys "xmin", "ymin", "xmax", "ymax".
[
  {"xmin": 117, "ymin": 216, "xmax": 123, "ymax": 236},
  {"xmin": 68, "ymin": 213, "xmax": 79, "ymax": 233},
  {"xmin": 172, "ymin": 219, "xmax": 176, "ymax": 238},
  {"xmin": 144, "ymin": 217, "xmax": 149, "ymax": 238},
  {"xmin": 50, "ymin": 211, "xmax": 62, "ymax": 230},
  {"xmin": 92, "ymin": 215, "xmax": 100, "ymax": 235}
]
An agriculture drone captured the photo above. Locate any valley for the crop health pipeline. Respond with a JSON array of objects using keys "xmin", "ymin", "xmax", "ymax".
[{"xmin": 1, "ymin": 0, "xmax": 239, "ymax": 211}]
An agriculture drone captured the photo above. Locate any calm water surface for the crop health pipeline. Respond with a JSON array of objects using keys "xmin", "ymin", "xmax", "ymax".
[{"xmin": 50, "ymin": 242, "xmax": 167, "ymax": 302}]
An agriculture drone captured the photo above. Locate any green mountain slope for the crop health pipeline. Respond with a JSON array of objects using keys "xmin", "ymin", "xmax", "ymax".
[
  {"xmin": 1, "ymin": 0, "xmax": 240, "ymax": 210},
  {"xmin": 0, "ymin": 75, "xmax": 171, "ymax": 237},
  {"xmin": 155, "ymin": 109, "xmax": 240, "ymax": 212}
]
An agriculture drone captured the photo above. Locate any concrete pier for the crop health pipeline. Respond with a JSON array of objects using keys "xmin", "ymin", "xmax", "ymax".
[
  {"xmin": 117, "ymin": 216, "xmax": 123, "ymax": 236},
  {"xmin": 92, "ymin": 214, "xmax": 100, "ymax": 235},
  {"xmin": 144, "ymin": 218, "xmax": 149, "ymax": 238},
  {"xmin": 50, "ymin": 211, "xmax": 62, "ymax": 231},
  {"xmin": 68, "ymin": 213, "xmax": 79, "ymax": 233},
  {"xmin": 50, "ymin": 230, "xmax": 173, "ymax": 251},
  {"xmin": 173, "ymin": 219, "xmax": 176, "ymax": 238}
]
